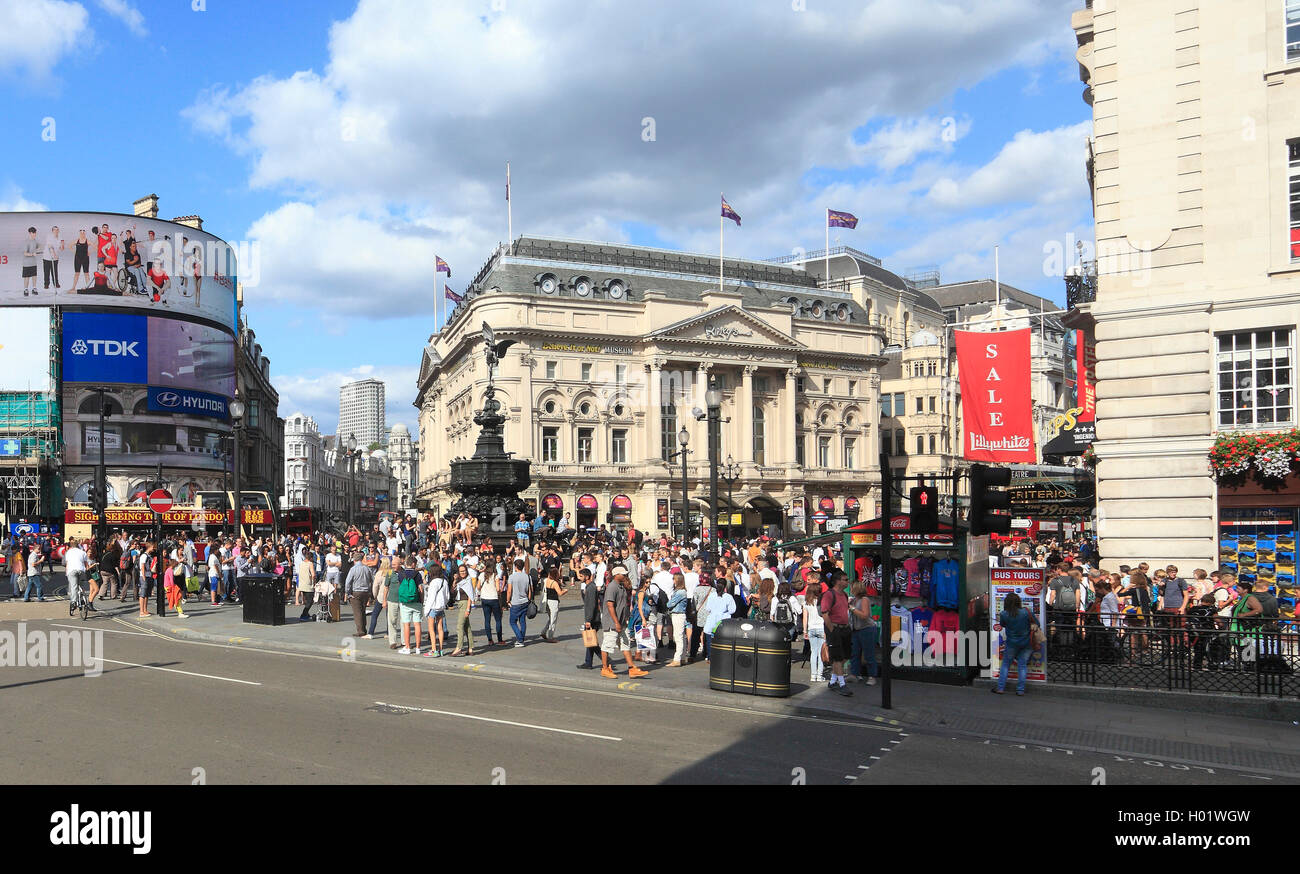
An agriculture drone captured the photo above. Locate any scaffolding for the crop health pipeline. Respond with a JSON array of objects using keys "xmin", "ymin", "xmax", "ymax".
[{"xmin": 0, "ymin": 309, "xmax": 62, "ymax": 518}]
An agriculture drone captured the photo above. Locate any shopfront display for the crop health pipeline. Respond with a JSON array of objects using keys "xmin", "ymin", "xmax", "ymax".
[
  {"xmin": 989, "ymin": 567, "xmax": 1048, "ymax": 683},
  {"xmin": 1218, "ymin": 476, "xmax": 1300, "ymax": 623},
  {"xmin": 576, "ymin": 493, "xmax": 599, "ymax": 530}
]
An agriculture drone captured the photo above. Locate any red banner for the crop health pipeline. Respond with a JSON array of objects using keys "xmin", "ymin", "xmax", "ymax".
[
  {"xmin": 1077, "ymin": 331, "xmax": 1096, "ymax": 426},
  {"xmin": 955, "ymin": 328, "xmax": 1036, "ymax": 463}
]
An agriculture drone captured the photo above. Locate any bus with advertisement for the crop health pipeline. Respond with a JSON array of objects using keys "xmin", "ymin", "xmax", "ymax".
[{"xmin": 64, "ymin": 489, "xmax": 278, "ymax": 544}]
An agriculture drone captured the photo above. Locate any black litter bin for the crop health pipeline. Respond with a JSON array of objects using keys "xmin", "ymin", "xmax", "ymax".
[
  {"xmin": 709, "ymin": 618, "xmax": 791, "ymax": 697},
  {"xmin": 241, "ymin": 572, "xmax": 285, "ymax": 626}
]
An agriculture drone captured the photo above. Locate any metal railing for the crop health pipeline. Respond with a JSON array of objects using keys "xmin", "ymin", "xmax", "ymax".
[{"xmin": 1046, "ymin": 615, "xmax": 1300, "ymax": 697}]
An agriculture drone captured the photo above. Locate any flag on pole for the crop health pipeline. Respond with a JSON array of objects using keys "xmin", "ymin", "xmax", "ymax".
[
  {"xmin": 436, "ymin": 256, "xmax": 451, "ymax": 277},
  {"xmin": 720, "ymin": 195, "xmax": 741, "ymax": 226},
  {"xmin": 445, "ymin": 287, "xmax": 463, "ymax": 304},
  {"xmin": 827, "ymin": 209, "xmax": 858, "ymax": 229},
  {"xmin": 506, "ymin": 163, "xmax": 511, "ymax": 202}
]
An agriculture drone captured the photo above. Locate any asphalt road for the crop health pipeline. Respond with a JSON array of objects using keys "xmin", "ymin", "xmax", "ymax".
[{"xmin": 2, "ymin": 616, "xmax": 1296, "ymax": 785}]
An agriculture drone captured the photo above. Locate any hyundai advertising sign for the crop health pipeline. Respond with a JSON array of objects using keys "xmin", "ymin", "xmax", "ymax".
[
  {"xmin": 147, "ymin": 386, "xmax": 228, "ymax": 419},
  {"xmin": 62, "ymin": 311, "xmax": 148, "ymax": 383}
]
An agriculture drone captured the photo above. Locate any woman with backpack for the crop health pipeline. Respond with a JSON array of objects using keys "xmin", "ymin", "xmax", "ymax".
[
  {"xmin": 993, "ymin": 591, "xmax": 1040, "ymax": 696},
  {"xmin": 770, "ymin": 581, "xmax": 801, "ymax": 644}
]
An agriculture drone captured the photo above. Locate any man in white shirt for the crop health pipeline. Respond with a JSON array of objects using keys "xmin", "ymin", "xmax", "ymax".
[
  {"xmin": 650, "ymin": 560, "xmax": 674, "ymax": 600},
  {"xmin": 683, "ymin": 559, "xmax": 701, "ymax": 598},
  {"xmin": 64, "ymin": 539, "xmax": 94, "ymax": 609}
]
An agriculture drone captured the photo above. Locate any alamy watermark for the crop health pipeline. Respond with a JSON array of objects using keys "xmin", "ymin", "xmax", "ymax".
[{"xmin": 0, "ymin": 623, "xmax": 103, "ymax": 677}]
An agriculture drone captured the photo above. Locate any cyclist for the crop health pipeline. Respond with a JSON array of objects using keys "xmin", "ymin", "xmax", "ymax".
[{"xmin": 64, "ymin": 538, "xmax": 96, "ymax": 612}]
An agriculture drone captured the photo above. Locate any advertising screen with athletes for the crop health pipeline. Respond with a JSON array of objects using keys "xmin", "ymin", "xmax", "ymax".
[{"xmin": 0, "ymin": 211, "xmax": 238, "ymax": 331}]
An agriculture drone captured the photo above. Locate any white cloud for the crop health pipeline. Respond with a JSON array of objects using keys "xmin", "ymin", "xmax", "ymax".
[
  {"xmin": 277, "ymin": 363, "xmax": 419, "ymax": 440},
  {"xmin": 853, "ymin": 116, "xmax": 972, "ymax": 173},
  {"xmin": 926, "ymin": 122, "xmax": 1091, "ymax": 210},
  {"xmin": 0, "ymin": 0, "xmax": 91, "ymax": 83},
  {"xmin": 96, "ymin": 0, "xmax": 145, "ymax": 36},
  {"xmin": 0, "ymin": 186, "xmax": 48, "ymax": 212},
  {"xmin": 187, "ymin": 0, "xmax": 1083, "ymax": 314}
]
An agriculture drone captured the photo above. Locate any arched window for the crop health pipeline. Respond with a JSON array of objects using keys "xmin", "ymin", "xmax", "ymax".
[
  {"xmin": 753, "ymin": 406, "xmax": 765, "ymax": 466},
  {"xmin": 77, "ymin": 395, "xmax": 122, "ymax": 416},
  {"xmin": 72, "ymin": 481, "xmax": 119, "ymax": 504}
]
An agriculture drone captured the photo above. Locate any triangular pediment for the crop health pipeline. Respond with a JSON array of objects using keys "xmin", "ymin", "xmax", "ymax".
[
  {"xmin": 418, "ymin": 343, "xmax": 442, "ymax": 386},
  {"xmin": 647, "ymin": 305, "xmax": 802, "ymax": 348}
]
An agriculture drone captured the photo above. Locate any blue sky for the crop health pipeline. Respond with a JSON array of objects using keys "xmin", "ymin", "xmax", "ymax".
[{"xmin": 1, "ymin": 0, "xmax": 1092, "ymax": 436}]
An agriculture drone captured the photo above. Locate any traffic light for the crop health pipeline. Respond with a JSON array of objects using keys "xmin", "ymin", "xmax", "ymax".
[
  {"xmin": 969, "ymin": 464, "xmax": 1012, "ymax": 536},
  {"xmin": 909, "ymin": 486, "xmax": 939, "ymax": 533},
  {"xmin": 87, "ymin": 485, "xmax": 100, "ymax": 510}
]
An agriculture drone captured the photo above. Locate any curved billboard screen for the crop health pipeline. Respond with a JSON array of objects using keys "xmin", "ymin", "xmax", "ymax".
[{"xmin": 0, "ymin": 212, "xmax": 237, "ymax": 331}]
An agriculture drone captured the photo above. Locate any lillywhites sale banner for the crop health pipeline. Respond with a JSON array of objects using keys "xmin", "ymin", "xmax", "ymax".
[{"xmin": 955, "ymin": 328, "xmax": 1036, "ymax": 462}]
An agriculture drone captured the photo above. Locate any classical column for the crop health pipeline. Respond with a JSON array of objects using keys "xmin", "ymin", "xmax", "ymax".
[
  {"xmin": 741, "ymin": 365, "xmax": 756, "ymax": 465},
  {"xmin": 565, "ymin": 411, "xmax": 577, "ymax": 464},
  {"xmin": 598, "ymin": 410, "xmax": 611, "ymax": 464},
  {"xmin": 647, "ymin": 361, "xmax": 664, "ymax": 464},
  {"xmin": 519, "ymin": 353, "xmax": 536, "ymax": 458},
  {"xmin": 782, "ymin": 367, "xmax": 798, "ymax": 469},
  {"xmin": 694, "ymin": 361, "xmax": 710, "ymax": 461},
  {"xmin": 835, "ymin": 423, "xmax": 846, "ymax": 471},
  {"xmin": 866, "ymin": 373, "xmax": 881, "ymax": 469}
]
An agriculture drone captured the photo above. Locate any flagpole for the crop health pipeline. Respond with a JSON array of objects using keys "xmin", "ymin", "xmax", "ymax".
[
  {"xmin": 506, "ymin": 162, "xmax": 512, "ymax": 248},
  {"xmin": 994, "ymin": 244, "xmax": 1001, "ymax": 330},
  {"xmin": 825, "ymin": 208, "xmax": 830, "ymax": 288},
  {"xmin": 719, "ymin": 201, "xmax": 724, "ymax": 293}
]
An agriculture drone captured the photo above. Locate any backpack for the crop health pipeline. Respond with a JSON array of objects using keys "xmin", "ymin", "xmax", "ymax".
[
  {"xmin": 773, "ymin": 596, "xmax": 794, "ymax": 625},
  {"xmin": 397, "ymin": 569, "xmax": 421, "ymax": 604},
  {"xmin": 655, "ymin": 587, "xmax": 669, "ymax": 615},
  {"xmin": 1056, "ymin": 580, "xmax": 1077, "ymax": 611}
]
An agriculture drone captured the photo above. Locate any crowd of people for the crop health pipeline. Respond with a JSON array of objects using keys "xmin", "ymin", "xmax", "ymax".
[{"xmin": 993, "ymin": 537, "xmax": 1289, "ymax": 674}]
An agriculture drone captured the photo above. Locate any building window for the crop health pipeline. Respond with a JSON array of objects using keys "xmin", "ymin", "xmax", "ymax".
[
  {"xmin": 895, "ymin": 428, "xmax": 905, "ymax": 455},
  {"xmin": 545, "ymin": 360, "xmax": 557, "ymax": 379},
  {"xmin": 581, "ymin": 363, "xmax": 593, "ymax": 382},
  {"xmin": 615, "ymin": 364, "xmax": 627, "ymax": 385},
  {"xmin": 843, "ymin": 437, "xmax": 855, "ymax": 469},
  {"xmin": 894, "ymin": 392, "xmax": 903, "ymax": 413},
  {"xmin": 661, "ymin": 404, "xmax": 676, "ymax": 462},
  {"xmin": 542, "ymin": 427, "xmax": 559, "ymax": 463},
  {"xmin": 797, "ymin": 377, "xmax": 805, "ymax": 394},
  {"xmin": 249, "ymin": 399, "xmax": 260, "ymax": 428},
  {"xmin": 929, "ymin": 396, "xmax": 936, "ymax": 413},
  {"xmin": 753, "ymin": 407, "xmax": 765, "ymax": 465},
  {"xmin": 611, "ymin": 429, "xmax": 627, "ymax": 464},
  {"xmin": 714, "ymin": 374, "xmax": 728, "ymax": 391},
  {"xmin": 754, "ymin": 375, "xmax": 769, "ymax": 394},
  {"xmin": 881, "ymin": 428, "xmax": 893, "ymax": 456},
  {"xmin": 1290, "ymin": 140, "xmax": 1300, "ymax": 260},
  {"xmin": 881, "ymin": 394, "xmax": 892, "ymax": 417},
  {"xmin": 915, "ymin": 396, "xmax": 923, "ymax": 414},
  {"xmin": 577, "ymin": 428, "xmax": 594, "ymax": 462},
  {"xmin": 796, "ymin": 434, "xmax": 806, "ymax": 467},
  {"xmin": 929, "ymin": 434, "xmax": 936, "ymax": 455},
  {"xmin": 916, "ymin": 435, "xmax": 925, "ymax": 455},
  {"xmin": 1290, "ymin": 0, "xmax": 1300, "ymax": 60},
  {"xmin": 823, "ymin": 378, "xmax": 832, "ymax": 394},
  {"xmin": 848, "ymin": 380, "xmax": 856, "ymax": 396},
  {"xmin": 1217, "ymin": 329, "xmax": 1294, "ymax": 428},
  {"xmin": 817, "ymin": 436, "xmax": 830, "ymax": 468}
]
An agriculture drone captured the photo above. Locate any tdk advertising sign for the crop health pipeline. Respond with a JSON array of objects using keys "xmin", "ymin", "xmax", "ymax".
[
  {"xmin": 62, "ymin": 312, "xmax": 148, "ymax": 384},
  {"xmin": 147, "ymin": 386, "xmax": 228, "ymax": 420}
]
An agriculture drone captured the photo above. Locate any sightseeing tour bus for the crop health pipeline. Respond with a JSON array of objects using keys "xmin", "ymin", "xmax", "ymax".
[{"xmin": 65, "ymin": 489, "xmax": 278, "ymax": 548}]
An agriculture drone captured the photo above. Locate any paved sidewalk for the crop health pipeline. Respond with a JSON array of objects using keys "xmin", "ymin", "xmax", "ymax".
[{"xmin": 81, "ymin": 590, "xmax": 1300, "ymax": 771}]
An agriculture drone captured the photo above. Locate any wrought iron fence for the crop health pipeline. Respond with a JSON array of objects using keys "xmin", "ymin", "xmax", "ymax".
[{"xmin": 1046, "ymin": 614, "xmax": 1300, "ymax": 697}]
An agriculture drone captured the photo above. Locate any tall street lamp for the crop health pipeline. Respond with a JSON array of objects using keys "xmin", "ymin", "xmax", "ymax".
[
  {"xmin": 345, "ymin": 433, "xmax": 359, "ymax": 527},
  {"xmin": 705, "ymin": 378, "xmax": 722, "ymax": 563},
  {"xmin": 92, "ymin": 387, "xmax": 111, "ymax": 552},
  {"xmin": 229, "ymin": 398, "xmax": 245, "ymax": 539},
  {"xmin": 720, "ymin": 454, "xmax": 741, "ymax": 540},
  {"xmin": 669, "ymin": 427, "xmax": 690, "ymax": 545}
]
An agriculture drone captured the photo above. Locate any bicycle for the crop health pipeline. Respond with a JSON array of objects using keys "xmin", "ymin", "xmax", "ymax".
[{"xmin": 68, "ymin": 574, "xmax": 90, "ymax": 621}]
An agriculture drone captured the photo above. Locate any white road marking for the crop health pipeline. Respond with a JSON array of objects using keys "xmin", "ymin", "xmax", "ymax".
[
  {"xmin": 374, "ymin": 701, "xmax": 622, "ymax": 741},
  {"xmin": 870, "ymin": 756, "xmax": 880, "ymax": 760},
  {"xmin": 844, "ymin": 774, "xmax": 858, "ymax": 780},
  {"xmin": 857, "ymin": 765, "xmax": 870, "ymax": 770},
  {"xmin": 96, "ymin": 658, "xmax": 262, "ymax": 686},
  {"xmin": 52, "ymin": 623, "xmax": 150, "ymax": 636}
]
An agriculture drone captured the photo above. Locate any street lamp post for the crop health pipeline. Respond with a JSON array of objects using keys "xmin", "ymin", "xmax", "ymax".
[
  {"xmin": 720, "ymin": 454, "xmax": 741, "ymax": 541},
  {"xmin": 345, "ymin": 433, "xmax": 359, "ymax": 528},
  {"xmin": 705, "ymin": 378, "xmax": 722, "ymax": 564},
  {"xmin": 93, "ymin": 387, "xmax": 110, "ymax": 553},
  {"xmin": 229, "ymin": 399, "xmax": 245, "ymax": 541},
  {"xmin": 670, "ymin": 428, "xmax": 690, "ymax": 545}
]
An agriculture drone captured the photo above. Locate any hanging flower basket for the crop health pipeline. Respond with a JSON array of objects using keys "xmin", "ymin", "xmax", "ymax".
[
  {"xmin": 1081, "ymin": 445, "xmax": 1097, "ymax": 469},
  {"xmin": 1209, "ymin": 430, "xmax": 1300, "ymax": 480}
]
